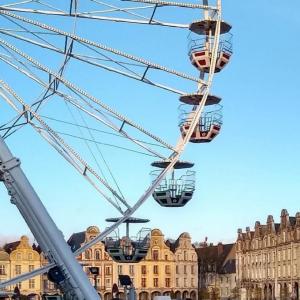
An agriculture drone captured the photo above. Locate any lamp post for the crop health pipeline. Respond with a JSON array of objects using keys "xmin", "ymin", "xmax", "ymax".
[{"xmin": 89, "ymin": 267, "xmax": 100, "ymax": 291}]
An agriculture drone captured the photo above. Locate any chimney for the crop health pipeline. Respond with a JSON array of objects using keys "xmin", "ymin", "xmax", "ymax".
[{"xmin": 217, "ymin": 242, "xmax": 223, "ymax": 256}]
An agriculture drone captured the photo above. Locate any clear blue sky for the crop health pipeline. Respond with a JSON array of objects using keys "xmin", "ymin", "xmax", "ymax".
[{"xmin": 1, "ymin": 0, "xmax": 300, "ymax": 245}]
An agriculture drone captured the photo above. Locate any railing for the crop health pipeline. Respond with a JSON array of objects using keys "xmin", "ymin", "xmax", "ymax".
[
  {"xmin": 178, "ymin": 104, "xmax": 223, "ymax": 131},
  {"xmin": 105, "ymin": 229, "xmax": 151, "ymax": 252},
  {"xmin": 188, "ymin": 34, "xmax": 233, "ymax": 57},
  {"xmin": 151, "ymin": 170, "xmax": 195, "ymax": 194}
]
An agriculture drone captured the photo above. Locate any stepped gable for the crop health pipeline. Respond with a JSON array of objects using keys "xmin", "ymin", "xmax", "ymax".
[
  {"xmin": 237, "ymin": 209, "xmax": 300, "ymax": 241},
  {"xmin": 167, "ymin": 232, "xmax": 192, "ymax": 253}
]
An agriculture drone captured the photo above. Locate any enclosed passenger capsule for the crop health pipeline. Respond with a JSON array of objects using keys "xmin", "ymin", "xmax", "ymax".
[
  {"xmin": 105, "ymin": 217, "xmax": 150, "ymax": 263},
  {"xmin": 179, "ymin": 103, "xmax": 222, "ymax": 143},
  {"xmin": 151, "ymin": 161, "xmax": 195, "ymax": 207},
  {"xmin": 188, "ymin": 19, "xmax": 232, "ymax": 73}
]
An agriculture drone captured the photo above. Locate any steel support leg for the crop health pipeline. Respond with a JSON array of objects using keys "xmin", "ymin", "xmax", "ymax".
[{"xmin": 0, "ymin": 136, "xmax": 99, "ymax": 300}]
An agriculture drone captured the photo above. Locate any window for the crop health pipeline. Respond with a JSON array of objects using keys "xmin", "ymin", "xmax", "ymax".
[
  {"xmin": 28, "ymin": 253, "xmax": 33, "ymax": 260},
  {"xmin": 28, "ymin": 265, "xmax": 34, "ymax": 272},
  {"xmin": 176, "ymin": 278, "xmax": 179, "ymax": 287},
  {"xmin": 165, "ymin": 278, "xmax": 170, "ymax": 287},
  {"xmin": 191, "ymin": 278, "xmax": 195, "ymax": 287},
  {"xmin": 191, "ymin": 265, "xmax": 194, "ymax": 274},
  {"xmin": 141, "ymin": 265, "xmax": 147, "ymax": 275},
  {"xmin": 283, "ymin": 231, "xmax": 286, "ymax": 243},
  {"xmin": 184, "ymin": 265, "xmax": 187, "ymax": 274},
  {"xmin": 184, "ymin": 278, "xmax": 187, "ymax": 287},
  {"xmin": 16, "ymin": 253, "xmax": 21, "ymax": 260},
  {"xmin": 153, "ymin": 278, "xmax": 158, "ymax": 287},
  {"xmin": 129, "ymin": 265, "xmax": 135, "ymax": 276},
  {"xmin": 118, "ymin": 265, "xmax": 123, "ymax": 275},
  {"xmin": 43, "ymin": 279, "xmax": 48, "ymax": 290},
  {"xmin": 165, "ymin": 254, "xmax": 168, "ymax": 261},
  {"xmin": 176, "ymin": 265, "xmax": 179, "ymax": 274},
  {"xmin": 15, "ymin": 265, "xmax": 21, "ymax": 275},
  {"xmin": 95, "ymin": 250, "xmax": 101, "ymax": 260},
  {"xmin": 152, "ymin": 250, "xmax": 159, "ymax": 261},
  {"xmin": 184, "ymin": 251, "xmax": 187, "ymax": 260},
  {"xmin": 165, "ymin": 265, "xmax": 171, "ymax": 274},
  {"xmin": 0, "ymin": 265, "xmax": 5, "ymax": 275},
  {"xmin": 85, "ymin": 250, "xmax": 91, "ymax": 260},
  {"xmin": 141, "ymin": 278, "xmax": 146, "ymax": 288},
  {"xmin": 105, "ymin": 278, "xmax": 111, "ymax": 288},
  {"xmin": 153, "ymin": 265, "xmax": 159, "ymax": 275},
  {"xmin": 29, "ymin": 279, "xmax": 35, "ymax": 289},
  {"xmin": 105, "ymin": 266, "xmax": 111, "ymax": 275},
  {"xmin": 96, "ymin": 278, "xmax": 101, "ymax": 287}
]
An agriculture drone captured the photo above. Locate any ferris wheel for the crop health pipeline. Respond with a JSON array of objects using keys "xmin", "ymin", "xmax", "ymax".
[{"xmin": 0, "ymin": 0, "xmax": 232, "ymax": 299}]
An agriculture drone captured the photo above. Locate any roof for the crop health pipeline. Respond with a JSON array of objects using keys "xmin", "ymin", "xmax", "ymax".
[
  {"xmin": 238, "ymin": 210, "xmax": 300, "ymax": 240},
  {"xmin": 196, "ymin": 243, "xmax": 235, "ymax": 273},
  {"xmin": 67, "ymin": 231, "xmax": 85, "ymax": 252},
  {"xmin": 3, "ymin": 241, "xmax": 20, "ymax": 254},
  {"xmin": 221, "ymin": 259, "xmax": 236, "ymax": 274}
]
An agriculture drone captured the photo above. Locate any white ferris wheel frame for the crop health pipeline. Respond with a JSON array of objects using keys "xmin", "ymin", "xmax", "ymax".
[{"xmin": 0, "ymin": 0, "xmax": 224, "ymax": 298}]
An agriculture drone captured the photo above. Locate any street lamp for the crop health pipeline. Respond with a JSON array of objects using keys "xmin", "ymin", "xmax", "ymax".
[{"xmin": 89, "ymin": 267, "xmax": 100, "ymax": 290}]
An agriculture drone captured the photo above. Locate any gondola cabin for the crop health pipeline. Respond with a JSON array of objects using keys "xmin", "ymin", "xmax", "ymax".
[
  {"xmin": 104, "ymin": 218, "xmax": 151, "ymax": 263},
  {"xmin": 179, "ymin": 105, "xmax": 222, "ymax": 143},
  {"xmin": 151, "ymin": 161, "xmax": 195, "ymax": 207}
]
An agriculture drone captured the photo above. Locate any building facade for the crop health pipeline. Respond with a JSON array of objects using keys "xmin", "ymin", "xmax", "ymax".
[
  {"xmin": 67, "ymin": 226, "xmax": 198, "ymax": 300},
  {"xmin": 0, "ymin": 227, "xmax": 198, "ymax": 300},
  {"xmin": 236, "ymin": 209, "xmax": 300, "ymax": 300},
  {"xmin": 1, "ymin": 235, "xmax": 42, "ymax": 299},
  {"xmin": 196, "ymin": 241, "xmax": 236, "ymax": 300},
  {"xmin": 0, "ymin": 248, "xmax": 10, "ymax": 296}
]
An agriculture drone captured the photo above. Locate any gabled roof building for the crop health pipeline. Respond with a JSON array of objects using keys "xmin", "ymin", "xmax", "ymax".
[
  {"xmin": 195, "ymin": 241, "xmax": 236, "ymax": 300},
  {"xmin": 236, "ymin": 209, "xmax": 300, "ymax": 300}
]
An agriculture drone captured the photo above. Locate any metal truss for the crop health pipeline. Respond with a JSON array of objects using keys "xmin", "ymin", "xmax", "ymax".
[{"xmin": 0, "ymin": 0, "xmax": 223, "ymax": 298}]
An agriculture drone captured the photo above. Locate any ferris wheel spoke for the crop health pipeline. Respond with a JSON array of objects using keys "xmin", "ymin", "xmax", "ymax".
[
  {"xmin": 0, "ymin": 9, "xmax": 205, "ymax": 85},
  {"xmin": 88, "ymin": 0, "xmax": 163, "ymax": 26},
  {"xmin": 121, "ymin": 0, "xmax": 217, "ymax": 10},
  {"xmin": 83, "ymin": 4, "xmax": 156, "ymax": 14},
  {"xmin": 0, "ymin": 0, "xmax": 34, "ymax": 8},
  {"xmin": 0, "ymin": 50, "xmax": 172, "ymax": 160},
  {"xmin": 0, "ymin": 263, "xmax": 55, "ymax": 290},
  {"xmin": 0, "ymin": 28, "xmax": 187, "ymax": 94},
  {"xmin": 0, "ymin": 81, "xmax": 133, "ymax": 213},
  {"xmin": 0, "ymin": 36, "xmax": 178, "ymax": 154},
  {"xmin": 0, "ymin": 23, "xmax": 76, "ymax": 117},
  {"xmin": 0, "ymin": 6, "xmax": 188, "ymax": 28}
]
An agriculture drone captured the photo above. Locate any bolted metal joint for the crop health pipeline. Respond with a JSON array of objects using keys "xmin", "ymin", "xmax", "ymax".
[{"xmin": 0, "ymin": 157, "xmax": 21, "ymax": 172}]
